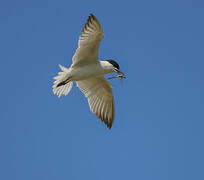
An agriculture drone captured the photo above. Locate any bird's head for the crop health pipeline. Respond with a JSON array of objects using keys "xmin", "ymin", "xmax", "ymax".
[{"xmin": 107, "ymin": 59, "xmax": 126, "ymax": 79}]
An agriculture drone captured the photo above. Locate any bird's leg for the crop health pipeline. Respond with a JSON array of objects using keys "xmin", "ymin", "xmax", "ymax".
[{"xmin": 56, "ymin": 77, "xmax": 71, "ymax": 87}]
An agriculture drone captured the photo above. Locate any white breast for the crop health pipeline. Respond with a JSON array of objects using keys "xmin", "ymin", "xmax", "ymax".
[{"xmin": 70, "ymin": 61, "xmax": 112, "ymax": 81}]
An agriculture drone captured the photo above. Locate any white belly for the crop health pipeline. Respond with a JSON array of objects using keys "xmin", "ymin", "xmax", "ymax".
[{"xmin": 70, "ymin": 63, "xmax": 112, "ymax": 81}]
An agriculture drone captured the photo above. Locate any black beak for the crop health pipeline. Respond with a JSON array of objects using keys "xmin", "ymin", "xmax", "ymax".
[
  {"xmin": 117, "ymin": 70, "xmax": 126, "ymax": 79},
  {"xmin": 108, "ymin": 69, "xmax": 126, "ymax": 80}
]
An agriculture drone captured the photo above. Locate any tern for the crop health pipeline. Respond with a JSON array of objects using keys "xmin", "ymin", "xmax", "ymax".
[{"xmin": 53, "ymin": 14, "xmax": 126, "ymax": 129}]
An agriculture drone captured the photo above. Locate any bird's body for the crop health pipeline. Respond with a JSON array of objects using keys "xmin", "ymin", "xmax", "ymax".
[
  {"xmin": 70, "ymin": 61, "xmax": 114, "ymax": 81},
  {"xmin": 53, "ymin": 14, "xmax": 125, "ymax": 129}
]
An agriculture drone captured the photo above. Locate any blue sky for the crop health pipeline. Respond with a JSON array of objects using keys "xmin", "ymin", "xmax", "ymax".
[{"xmin": 0, "ymin": 0, "xmax": 203, "ymax": 179}]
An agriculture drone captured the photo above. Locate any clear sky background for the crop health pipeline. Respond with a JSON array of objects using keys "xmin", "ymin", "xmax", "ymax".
[{"xmin": 0, "ymin": 0, "xmax": 203, "ymax": 179}]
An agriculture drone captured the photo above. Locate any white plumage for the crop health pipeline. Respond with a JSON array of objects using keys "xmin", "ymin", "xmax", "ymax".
[
  {"xmin": 52, "ymin": 14, "xmax": 125, "ymax": 129},
  {"xmin": 53, "ymin": 65, "xmax": 73, "ymax": 97}
]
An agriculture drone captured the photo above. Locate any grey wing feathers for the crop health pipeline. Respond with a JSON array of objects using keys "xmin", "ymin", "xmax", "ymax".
[
  {"xmin": 79, "ymin": 14, "xmax": 104, "ymax": 47},
  {"xmin": 76, "ymin": 77, "xmax": 115, "ymax": 129},
  {"xmin": 72, "ymin": 14, "xmax": 104, "ymax": 66}
]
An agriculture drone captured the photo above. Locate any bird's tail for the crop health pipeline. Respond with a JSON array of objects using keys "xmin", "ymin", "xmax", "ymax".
[{"xmin": 52, "ymin": 64, "xmax": 73, "ymax": 97}]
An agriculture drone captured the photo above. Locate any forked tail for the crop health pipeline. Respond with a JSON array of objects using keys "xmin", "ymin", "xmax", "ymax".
[{"xmin": 52, "ymin": 64, "xmax": 73, "ymax": 97}]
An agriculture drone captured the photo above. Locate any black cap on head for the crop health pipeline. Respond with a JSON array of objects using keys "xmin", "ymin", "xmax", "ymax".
[{"xmin": 107, "ymin": 59, "xmax": 120, "ymax": 70}]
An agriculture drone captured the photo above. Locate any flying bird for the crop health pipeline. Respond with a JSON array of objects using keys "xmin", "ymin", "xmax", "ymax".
[{"xmin": 53, "ymin": 14, "xmax": 126, "ymax": 129}]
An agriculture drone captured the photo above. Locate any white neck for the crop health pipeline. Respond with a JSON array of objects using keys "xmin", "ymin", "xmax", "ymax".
[{"xmin": 99, "ymin": 61, "xmax": 114, "ymax": 72}]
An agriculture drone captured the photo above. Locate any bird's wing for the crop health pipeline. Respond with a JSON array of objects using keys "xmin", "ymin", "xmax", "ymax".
[
  {"xmin": 71, "ymin": 14, "xmax": 104, "ymax": 67},
  {"xmin": 76, "ymin": 76, "xmax": 115, "ymax": 129}
]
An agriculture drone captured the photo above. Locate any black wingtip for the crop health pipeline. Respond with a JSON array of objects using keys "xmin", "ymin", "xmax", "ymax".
[
  {"xmin": 107, "ymin": 123, "xmax": 112, "ymax": 130},
  {"xmin": 89, "ymin": 13, "xmax": 97, "ymax": 20}
]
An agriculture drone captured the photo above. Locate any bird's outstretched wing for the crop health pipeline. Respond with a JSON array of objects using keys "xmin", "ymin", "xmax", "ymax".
[
  {"xmin": 76, "ymin": 77, "xmax": 115, "ymax": 129},
  {"xmin": 71, "ymin": 14, "xmax": 104, "ymax": 67}
]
